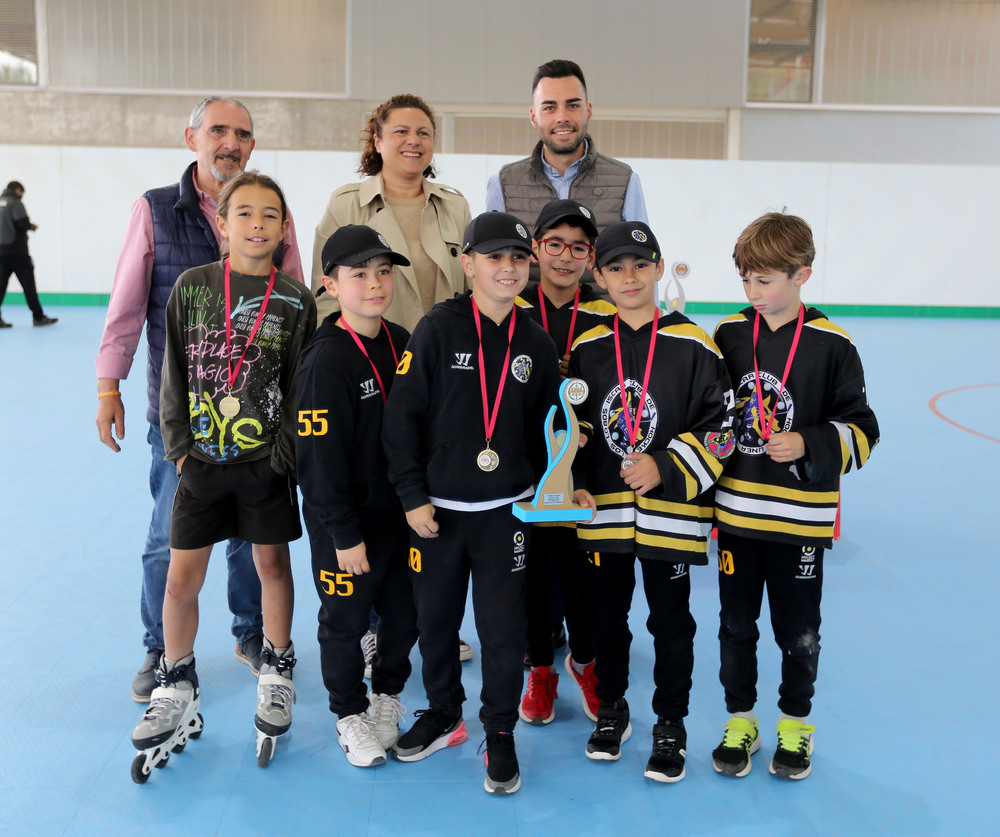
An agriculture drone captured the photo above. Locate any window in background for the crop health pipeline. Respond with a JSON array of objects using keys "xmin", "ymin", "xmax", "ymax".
[
  {"xmin": 822, "ymin": 0, "xmax": 1000, "ymax": 107},
  {"xmin": 747, "ymin": 0, "xmax": 819, "ymax": 103},
  {"xmin": 0, "ymin": 0, "xmax": 38, "ymax": 85}
]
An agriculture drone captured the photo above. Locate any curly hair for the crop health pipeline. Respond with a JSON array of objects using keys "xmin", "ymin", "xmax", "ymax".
[{"xmin": 358, "ymin": 94, "xmax": 437, "ymax": 179}]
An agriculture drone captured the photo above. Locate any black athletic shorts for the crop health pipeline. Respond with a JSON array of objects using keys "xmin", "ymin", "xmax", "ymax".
[{"xmin": 170, "ymin": 455, "xmax": 301, "ymax": 550}]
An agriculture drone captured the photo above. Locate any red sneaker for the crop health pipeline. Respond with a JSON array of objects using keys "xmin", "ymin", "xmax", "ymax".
[
  {"xmin": 564, "ymin": 653, "xmax": 599, "ymax": 721},
  {"xmin": 518, "ymin": 666, "xmax": 558, "ymax": 725}
]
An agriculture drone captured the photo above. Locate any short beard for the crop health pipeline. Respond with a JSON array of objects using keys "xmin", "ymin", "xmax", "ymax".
[
  {"xmin": 211, "ymin": 163, "xmax": 244, "ymax": 183},
  {"xmin": 541, "ymin": 132, "xmax": 586, "ymax": 157}
]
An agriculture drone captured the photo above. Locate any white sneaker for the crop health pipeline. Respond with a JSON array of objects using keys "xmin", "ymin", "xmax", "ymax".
[
  {"xmin": 368, "ymin": 693, "xmax": 406, "ymax": 750},
  {"xmin": 336, "ymin": 713, "xmax": 386, "ymax": 767}
]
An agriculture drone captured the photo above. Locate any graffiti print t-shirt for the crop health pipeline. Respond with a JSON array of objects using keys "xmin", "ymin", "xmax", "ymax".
[{"xmin": 160, "ymin": 259, "xmax": 317, "ymax": 472}]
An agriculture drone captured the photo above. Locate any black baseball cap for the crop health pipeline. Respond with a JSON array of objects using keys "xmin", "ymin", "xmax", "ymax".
[
  {"xmin": 532, "ymin": 199, "xmax": 599, "ymax": 240},
  {"xmin": 595, "ymin": 221, "xmax": 662, "ymax": 269},
  {"xmin": 6, "ymin": 181, "xmax": 24, "ymax": 192},
  {"xmin": 321, "ymin": 225, "xmax": 410, "ymax": 275},
  {"xmin": 462, "ymin": 212, "xmax": 532, "ymax": 255}
]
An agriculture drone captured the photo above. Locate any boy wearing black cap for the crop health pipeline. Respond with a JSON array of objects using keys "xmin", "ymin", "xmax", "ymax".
[
  {"xmin": 568, "ymin": 221, "xmax": 736, "ymax": 782},
  {"xmin": 516, "ymin": 199, "xmax": 615, "ymax": 727},
  {"xmin": 383, "ymin": 211, "xmax": 561, "ymax": 794},
  {"xmin": 296, "ymin": 225, "xmax": 419, "ymax": 768}
]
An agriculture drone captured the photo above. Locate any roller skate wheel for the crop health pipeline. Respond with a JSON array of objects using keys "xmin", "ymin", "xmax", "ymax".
[
  {"xmin": 172, "ymin": 740, "xmax": 186, "ymax": 754},
  {"xmin": 153, "ymin": 751, "xmax": 169, "ymax": 768},
  {"xmin": 131, "ymin": 754, "xmax": 151, "ymax": 784},
  {"xmin": 257, "ymin": 735, "xmax": 274, "ymax": 768}
]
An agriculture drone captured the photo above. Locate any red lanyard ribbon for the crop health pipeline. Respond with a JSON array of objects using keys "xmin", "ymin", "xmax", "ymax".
[
  {"xmin": 613, "ymin": 309, "xmax": 659, "ymax": 452},
  {"xmin": 224, "ymin": 260, "xmax": 276, "ymax": 393},
  {"xmin": 538, "ymin": 286, "xmax": 581, "ymax": 356},
  {"xmin": 752, "ymin": 304, "xmax": 805, "ymax": 441},
  {"xmin": 339, "ymin": 318, "xmax": 399, "ymax": 405},
  {"xmin": 470, "ymin": 297, "xmax": 516, "ymax": 445}
]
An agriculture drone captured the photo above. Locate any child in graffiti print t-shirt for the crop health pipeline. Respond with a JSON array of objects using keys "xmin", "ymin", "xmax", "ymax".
[{"xmin": 160, "ymin": 258, "xmax": 315, "ymax": 472}]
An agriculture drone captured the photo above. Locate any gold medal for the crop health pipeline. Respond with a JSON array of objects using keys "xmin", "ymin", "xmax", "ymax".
[
  {"xmin": 477, "ymin": 447, "xmax": 500, "ymax": 472},
  {"xmin": 219, "ymin": 395, "xmax": 240, "ymax": 418}
]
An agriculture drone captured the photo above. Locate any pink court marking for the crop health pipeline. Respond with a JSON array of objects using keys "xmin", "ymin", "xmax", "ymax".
[{"xmin": 928, "ymin": 382, "xmax": 1000, "ymax": 443}]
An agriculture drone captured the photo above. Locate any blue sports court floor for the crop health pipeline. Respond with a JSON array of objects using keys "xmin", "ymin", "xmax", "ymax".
[{"xmin": 1, "ymin": 305, "xmax": 997, "ymax": 836}]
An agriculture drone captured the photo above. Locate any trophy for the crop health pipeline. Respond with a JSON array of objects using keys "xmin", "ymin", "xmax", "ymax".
[{"xmin": 513, "ymin": 378, "xmax": 593, "ymax": 522}]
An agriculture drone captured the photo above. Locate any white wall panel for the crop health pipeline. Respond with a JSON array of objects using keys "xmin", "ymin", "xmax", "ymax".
[{"xmin": 6, "ymin": 145, "xmax": 997, "ymax": 308}]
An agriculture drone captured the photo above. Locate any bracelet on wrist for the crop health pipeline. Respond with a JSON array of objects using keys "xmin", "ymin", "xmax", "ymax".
[{"xmin": 98, "ymin": 390, "xmax": 122, "ymax": 399}]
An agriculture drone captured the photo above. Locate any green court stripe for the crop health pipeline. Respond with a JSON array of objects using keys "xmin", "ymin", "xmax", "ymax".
[{"xmin": 6, "ymin": 293, "xmax": 1000, "ymax": 319}]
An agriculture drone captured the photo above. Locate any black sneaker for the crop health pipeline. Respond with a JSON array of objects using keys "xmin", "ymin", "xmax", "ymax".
[
  {"xmin": 483, "ymin": 731, "xmax": 521, "ymax": 794},
  {"xmin": 392, "ymin": 708, "xmax": 467, "ymax": 762},
  {"xmin": 131, "ymin": 648, "xmax": 163, "ymax": 702},
  {"xmin": 235, "ymin": 634, "xmax": 263, "ymax": 676},
  {"xmin": 586, "ymin": 698, "xmax": 632, "ymax": 761},
  {"xmin": 644, "ymin": 718, "xmax": 687, "ymax": 782},
  {"xmin": 0, "ymin": 316, "xmax": 11, "ymax": 328},
  {"xmin": 33, "ymin": 315, "xmax": 58, "ymax": 326},
  {"xmin": 712, "ymin": 716, "xmax": 761, "ymax": 777},
  {"xmin": 769, "ymin": 718, "xmax": 816, "ymax": 780}
]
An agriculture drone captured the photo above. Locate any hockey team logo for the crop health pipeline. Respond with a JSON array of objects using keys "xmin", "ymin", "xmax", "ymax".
[
  {"xmin": 704, "ymin": 430, "xmax": 736, "ymax": 460},
  {"xmin": 735, "ymin": 370, "xmax": 794, "ymax": 455},
  {"xmin": 512, "ymin": 530, "xmax": 526, "ymax": 572},
  {"xmin": 579, "ymin": 206, "xmax": 592, "ymax": 218},
  {"xmin": 631, "ymin": 229, "xmax": 647, "ymax": 243},
  {"xmin": 377, "ymin": 233, "xmax": 390, "ymax": 248},
  {"xmin": 451, "ymin": 352, "xmax": 474, "ymax": 370},
  {"xmin": 359, "ymin": 378, "xmax": 380, "ymax": 400},
  {"xmin": 511, "ymin": 354, "xmax": 532, "ymax": 383},
  {"xmin": 600, "ymin": 379, "xmax": 658, "ymax": 459},
  {"xmin": 796, "ymin": 545, "xmax": 818, "ymax": 579},
  {"xmin": 515, "ymin": 223, "xmax": 528, "ymax": 239}
]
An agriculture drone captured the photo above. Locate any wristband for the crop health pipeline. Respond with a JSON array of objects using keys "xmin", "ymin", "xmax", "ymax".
[{"xmin": 98, "ymin": 390, "xmax": 122, "ymax": 399}]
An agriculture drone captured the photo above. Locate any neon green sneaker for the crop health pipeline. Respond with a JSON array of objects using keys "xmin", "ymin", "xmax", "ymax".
[
  {"xmin": 712, "ymin": 716, "xmax": 760, "ymax": 777},
  {"xmin": 769, "ymin": 718, "xmax": 816, "ymax": 780}
]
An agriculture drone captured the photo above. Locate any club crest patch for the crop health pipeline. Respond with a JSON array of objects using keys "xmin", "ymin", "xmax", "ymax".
[
  {"xmin": 632, "ymin": 229, "xmax": 648, "ymax": 243},
  {"xmin": 735, "ymin": 370, "xmax": 794, "ymax": 455},
  {"xmin": 515, "ymin": 224, "xmax": 528, "ymax": 239},
  {"xmin": 511, "ymin": 354, "xmax": 532, "ymax": 383},
  {"xmin": 579, "ymin": 207, "xmax": 592, "ymax": 218},
  {"xmin": 705, "ymin": 430, "xmax": 736, "ymax": 459},
  {"xmin": 600, "ymin": 380, "xmax": 658, "ymax": 458}
]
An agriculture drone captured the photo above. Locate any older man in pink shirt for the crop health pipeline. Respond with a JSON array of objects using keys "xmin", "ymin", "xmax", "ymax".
[{"xmin": 95, "ymin": 96, "xmax": 304, "ymax": 701}]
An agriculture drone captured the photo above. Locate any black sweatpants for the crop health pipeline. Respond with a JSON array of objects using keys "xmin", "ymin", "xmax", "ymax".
[
  {"xmin": 525, "ymin": 525, "xmax": 594, "ymax": 667},
  {"xmin": 305, "ymin": 503, "xmax": 418, "ymax": 718},
  {"xmin": 409, "ymin": 505, "xmax": 529, "ymax": 735},
  {"xmin": 590, "ymin": 551, "xmax": 696, "ymax": 720},
  {"xmin": 717, "ymin": 531, "xmax": 824, "ymax": 718},
  {"xmin": 0, "ymin": 253, "xmax": 44, "ymax": 318}
]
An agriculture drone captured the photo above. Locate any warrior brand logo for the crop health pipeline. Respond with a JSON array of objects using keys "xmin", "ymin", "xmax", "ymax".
[
  {"xmin": 359, "ymin": 378, "xmax": 380, "ymax": 400},
  {"xmin": 670, "ymin": 563, "xmax": 688, "ymax": 580},
  {"xmin": 796, "ymin": 563, "xmax": 817, "ymax": 580},
  {"xmin": 451, "ymin": 352, "xmax": 473, "ymax": 370},
  {"xmin": 511, "ymin": 354, "xmax": 532, "ymax": 383},
  {"xmin": 512, "ymin": 531, "xmax": 526, "ymax": 572},
  {"xmin": 735, "ymin": 370, "xmax": 794, "ymax": 456},
  {"xmin": 600, "ymin": 379, "xmax": 658, "ymax": 459}
]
